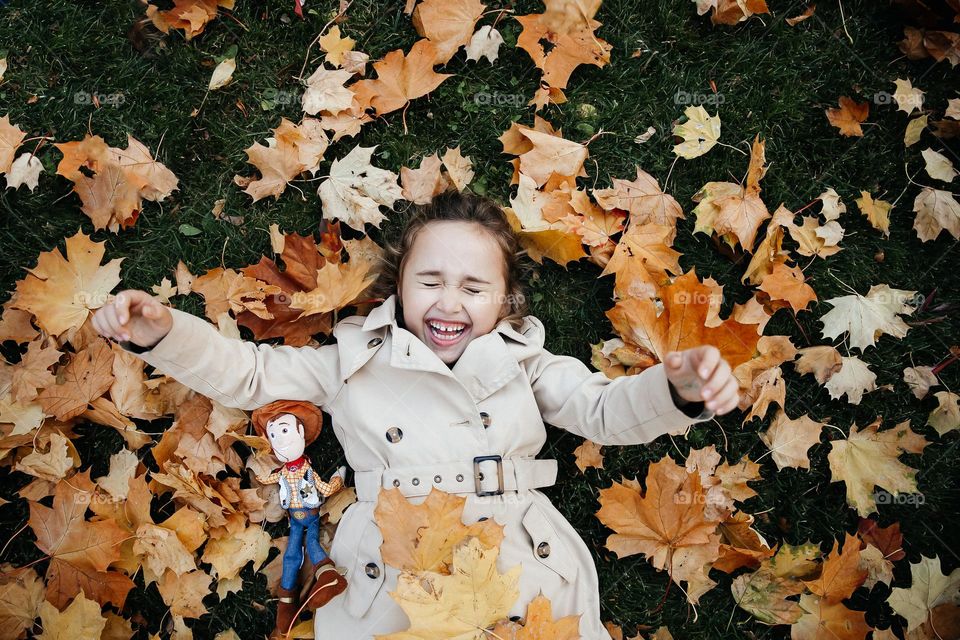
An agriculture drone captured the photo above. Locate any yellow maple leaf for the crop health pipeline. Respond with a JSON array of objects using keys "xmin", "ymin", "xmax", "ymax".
[
  {"xmin": 318, "ymin": 25, "xmax": 356, "ymax": 67},
  {"xmin": 673, "ymin": 105, "xmax": 721, "ymax": 159},
  {"xmin": 375, "ymin": 487, "xmax": 504, "ymax": 574},
  {"xmin": 827, "ymin": 418, "xmax": 929, "ymax": 516},
  {"xmin": 376, "ymin": 537, "xmax": 521, "ymax": 640}
]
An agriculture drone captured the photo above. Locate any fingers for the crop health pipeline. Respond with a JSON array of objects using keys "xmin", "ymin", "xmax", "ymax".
[
  {"xmin": 695, "ymin": 345, "xmax": 721, "ymax": 381},
  {"xmin": 701, "ymin": 358, "xmax": 731, "ymax": 400},
  {"xmin": 707, "ymin": 377, "xmax": 740, "ymax": 415},
  {"xmin": 95, "ymin": 300, "xmax": 129, "ymax": 341}
]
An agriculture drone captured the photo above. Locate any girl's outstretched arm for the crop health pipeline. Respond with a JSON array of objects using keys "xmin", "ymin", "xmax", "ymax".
[
  {"xmin": 116, "ymin": 306, "xmax": 343, "ymax": 411},
  {"xmin": 522, "ymin": 319, "xmax": 717, "ymax": 445}
]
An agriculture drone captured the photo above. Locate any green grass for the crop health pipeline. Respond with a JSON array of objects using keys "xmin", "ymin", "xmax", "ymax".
[{"xmin": 1, "ymin": 0, "xmax": 958, "ymax": 638}]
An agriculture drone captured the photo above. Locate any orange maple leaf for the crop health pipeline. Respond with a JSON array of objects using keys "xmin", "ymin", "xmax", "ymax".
[
  {"xmin": 351, "ymin": 39, "xmax": 453, "ymax": 117},
  {"xmin": 825, "ymin": 97, "xmax": 870, "ymax": 137},
  {"xmin": 606, "ymin": 268, "xmax": 760, "ymax": 371},
  {"xmin": 515, "ymin": 11, "xmax": 612, "ymax": 91},
  {"xmin": 11, "ymin": 230, "xmax": 123, "ymax": 338},
  {"xmin": 596, "ymin": 457, "xmax": 722, "ymax": 601}
]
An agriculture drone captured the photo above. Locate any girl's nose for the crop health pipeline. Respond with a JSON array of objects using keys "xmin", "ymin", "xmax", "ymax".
[{"xmin": 438, "ymin": 285, "xmax": 463, "ymax": 313}]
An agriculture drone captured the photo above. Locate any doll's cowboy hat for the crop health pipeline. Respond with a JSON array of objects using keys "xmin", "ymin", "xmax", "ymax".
[{"xmin": 251, "ymin": 400, "xmax": 324, "ymax": 446}]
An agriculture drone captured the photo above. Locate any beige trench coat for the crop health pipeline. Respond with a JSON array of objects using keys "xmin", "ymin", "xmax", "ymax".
[{"xmin": 128, "ymin": 294, "xmax": 714, "ymax": 639}]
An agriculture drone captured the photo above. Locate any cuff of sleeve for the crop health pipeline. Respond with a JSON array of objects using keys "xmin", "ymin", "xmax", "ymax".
[
  {"xmin": 119, "ymin": 307, "xmax": 206, "ymax": 362},
  {"xmin": 667, "ymin": 378, "xmax": 714, "ymax": 420}
]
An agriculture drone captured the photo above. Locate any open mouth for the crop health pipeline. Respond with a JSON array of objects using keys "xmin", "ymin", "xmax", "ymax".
[{"xmin": 426, "ymin": 320, "xmax": 469, "ymax": 347}]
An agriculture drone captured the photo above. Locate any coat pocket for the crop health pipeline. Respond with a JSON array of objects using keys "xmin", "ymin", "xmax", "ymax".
[
  {"xmin": 520, "ymin": 501, "xmax": 579, "ymax": 583},
  {"xmin": 341, "ymin": 513, "xmax": 387, "ymax": 618}
]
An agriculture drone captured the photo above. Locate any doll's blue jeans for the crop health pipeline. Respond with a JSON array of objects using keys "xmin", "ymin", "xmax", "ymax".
[{"xmin": 281, "ymin": 507, "xmax": 328, "ymax": 590}]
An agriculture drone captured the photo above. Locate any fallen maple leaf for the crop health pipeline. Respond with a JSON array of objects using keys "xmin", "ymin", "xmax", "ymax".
[
  {"xmin": 573, "ymin": 439, "xmax": 604, "ymax": 473},
  {"xmin": 318, "ymin": 144, "xmax": 403, "ymax": 230},
  {"xmin": 318, "ymin": 25, "xmax": 356, "ymax": 67},
  {"xmin": 0, "ymin": 115, "xmax": 26, "ymax": 174},
  {"xmin": 489, "ymin": 593, "xmax": 581, "ymax": 639},
  {"xmin": 913, "ymin": 187, "xmax": 960, "ymax": 242},
  {"xmin": 802, "ymin": 533, "xmax": 867, "ymax": 602},
  {"xmin": 731, "ymin": 542, "xmax": 822, "ymax": 625},
  {"xmin": 819, "ymin": 283, "xmax": 918, "ymax": 351},
  {"xmin": 145, "ymin": 0, "xmax": 234, "ymax": 40},
  {"xmin": 791, "ymin": 592, "xmax": 872, "ymax": 640},
  {"xmin": 672, "ymin": 105, "xmax": 721, "ymax": 159},
  {"xmin": 855, "ymin": 191, "xmax": 892, "ymax": 236},
  {"xmin": 827, "ymin": 418, "xmax": 929, "ymax": 516},
  {"xmin": 412, "ymin": 0, "xmax": 486, "ymax": 65},
  {"xmin": 375, "ymin": 487, "xmax": 504, "ymax": 574},
  {"xmin": 351, "ymin": 39, "xmax": 452, "ymax": 117},
  {"xmin": 236, "ymin": 117, "xmax": 329, "ymax": 202},
  {"xmin": 55, "ymin": 134, "xmax": 178, "ymax": 231},
  {"xmin": 376, "ymin": 537, "xmax": 521, "ymax": 640},
  {"xmin": 36, "ymin": 338, "xmax": 115, "ymax": 422},
  {"xmin": 35, "ymin": 590, "xmax": 107, "ymax": 640},
  {"xmin": 825, "ymin": 97, "xmax": 869, "ymax": 137},
  {"xmin": 606, "ymin": 268, "xmax": 760, "ymax": 372},
  {"xmin": 596, "ymin": 457, "xmax": 722, "ymax": 603},
  {"xmin": 887, "ymin": 555, "xmax": 960, "ymax": 635},
  {"xmin": 759, "ymin": 410, "xmax": 826, "ymax": 470},
  {"xmin": 515, "ymin": 9, "xmax": 611, "ymax": 100},
  {"xmin": 11, "ymin": 230, "xmax": 123, "ymax": 338}
]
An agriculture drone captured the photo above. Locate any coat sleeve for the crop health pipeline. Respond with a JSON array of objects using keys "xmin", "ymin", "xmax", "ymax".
[
  {"xmin": 120, "ymin": 308, "xmax": 343, "ymax": 411},
  {"xmin": 526, "ymin": 338, "xmax": 715, "ymax": 446}
]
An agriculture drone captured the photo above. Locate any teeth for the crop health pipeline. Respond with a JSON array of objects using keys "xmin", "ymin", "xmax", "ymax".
[{"xmin": 428, "ymin": 321, "xmax": 466, "ymax": 334}]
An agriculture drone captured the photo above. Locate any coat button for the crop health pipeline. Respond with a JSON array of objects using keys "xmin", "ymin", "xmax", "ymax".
[
  {"xmin": 456, "ymin": 474, "xmax": 464, "ymax": 482},
  {"xmin": 385, "ymin": 427, "xmax": 403, "ymax": 443},
  {"xmin": 434, "ymin": 475, "xmax": 442, "ymax": 483},
  {"xmin": 367, "ymin": 337, "xmax": 383, "ymax": 348},
  {"xmin": 365, "ymin": 562, "xmax": 380, "ymax": 579},
  {"xmin": 412, "ymin": 477, "xmax": 420, "ymax": 486},
  {"xmin": 479, "ymin": 412, "xmax": 491, "ymax": 427},
  {"xmin": 536, "ymin": 542, "xmax": 551, "ymax": 558}
]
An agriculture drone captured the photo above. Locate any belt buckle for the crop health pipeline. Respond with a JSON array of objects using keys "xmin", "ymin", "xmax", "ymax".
[
  {"xmin": 473, "ymin": 455, "xmax": 504, "ymax": 497},
  {"xmin": 292, "ymin": 510, "xmax": 306, "ymax": 520}
]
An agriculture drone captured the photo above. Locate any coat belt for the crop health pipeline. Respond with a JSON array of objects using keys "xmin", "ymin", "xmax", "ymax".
[{"xmin": 353, "ymin": 457, "xmax": 558, "ymax": 501}]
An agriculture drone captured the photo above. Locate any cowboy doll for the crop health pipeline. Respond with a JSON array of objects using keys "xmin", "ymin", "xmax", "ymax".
[{"xmin": 253, "ymin": 400, "xmax": 348, "ymax": 638}]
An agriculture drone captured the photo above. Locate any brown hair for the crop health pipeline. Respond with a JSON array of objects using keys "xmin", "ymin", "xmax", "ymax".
[{"xmin": 371, "ymin": 190, "xmax": 529, "ymax": 329}]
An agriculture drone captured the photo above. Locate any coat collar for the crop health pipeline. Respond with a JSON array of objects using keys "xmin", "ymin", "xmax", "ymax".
[{"xmin": 357, "ymin": 294, "xmax": 529, "ymax": 401}]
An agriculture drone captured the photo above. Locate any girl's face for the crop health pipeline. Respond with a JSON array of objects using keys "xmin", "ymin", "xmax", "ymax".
[{"xmin": 398, "ymin": 221, "xmax": 510, "ymax": 365}]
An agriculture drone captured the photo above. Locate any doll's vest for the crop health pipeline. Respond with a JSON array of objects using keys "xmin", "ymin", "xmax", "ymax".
[{"xmin": 278, "ymin": 466, "xmax": 323, "ymax": 509}]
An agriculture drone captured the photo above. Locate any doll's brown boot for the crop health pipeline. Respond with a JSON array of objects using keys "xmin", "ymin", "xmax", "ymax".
[
  {"xmin": 303, "ymin": 557, "xmax": 347, "ymax": 609},
  {"xmin": 272, "ymin": 586, "xmax": 299, "ymax": 639}
]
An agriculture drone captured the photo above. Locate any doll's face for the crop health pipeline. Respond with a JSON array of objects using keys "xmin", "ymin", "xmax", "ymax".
[
  {"xmin": 398, "ymin": 221, "xmax": 510, "ymax": 366},
  {"xmin": 265, "ymin": 413, "xmax": 305, "ymax": 462}
]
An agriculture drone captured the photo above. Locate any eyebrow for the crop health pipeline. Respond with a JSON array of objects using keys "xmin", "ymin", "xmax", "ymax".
[{"xmin": 414, "ymin": 270, "xmax": 492, "ymax": 285}]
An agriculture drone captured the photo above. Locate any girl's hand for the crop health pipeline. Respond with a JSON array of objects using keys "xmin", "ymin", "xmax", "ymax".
[
  {"xmin": 92, "ymin": 289, "xmax": 173, "ymax": 349},
  {"xmin": 664, "ymin": 346, "xmax": 740, "ymax": 415}
]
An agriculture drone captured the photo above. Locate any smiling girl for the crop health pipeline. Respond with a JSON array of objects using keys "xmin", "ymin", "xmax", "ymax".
[{"xmin": 93, "ymin": 190, "xmax": 740, "ymax": 638}]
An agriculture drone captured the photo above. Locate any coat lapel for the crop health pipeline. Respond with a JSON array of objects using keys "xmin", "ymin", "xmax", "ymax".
[{"xmin": 356, "ymin": 295, "xmax": 529, "ymax": 401}]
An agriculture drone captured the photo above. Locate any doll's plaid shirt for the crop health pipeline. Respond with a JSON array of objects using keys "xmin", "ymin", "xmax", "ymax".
[{"xmin": 261, "ymin": 460, "xmax": 343, "ymax": 510}]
